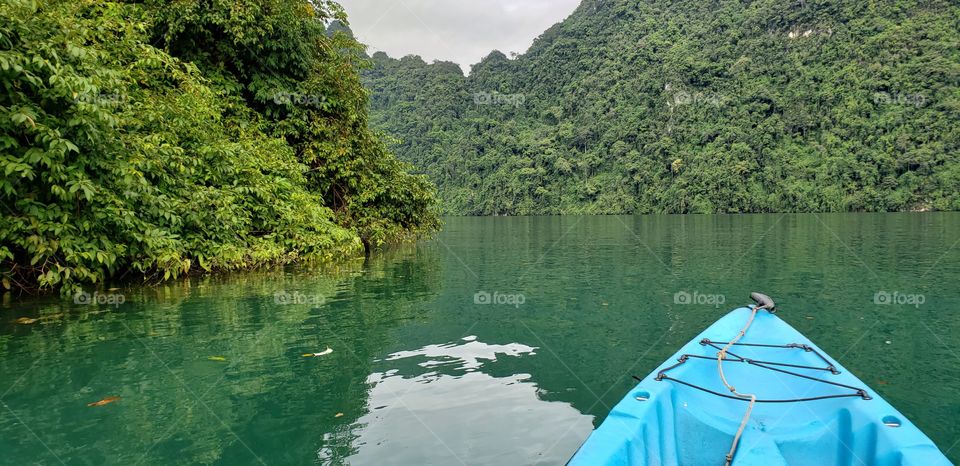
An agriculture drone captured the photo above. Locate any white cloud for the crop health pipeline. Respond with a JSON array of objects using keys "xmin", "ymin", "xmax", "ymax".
[{"xmin": 338, "ymin": 0, "xmax": 581, "ymax": 73}]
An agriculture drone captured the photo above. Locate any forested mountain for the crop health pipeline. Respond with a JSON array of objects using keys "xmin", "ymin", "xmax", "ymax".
[
  {"xmin": 0, "ymin": 0, "xmax": 439, "ymax": 293},
  {"xmin": 362, "ymin": 0, "xmax": 960, "ymax": 215}
]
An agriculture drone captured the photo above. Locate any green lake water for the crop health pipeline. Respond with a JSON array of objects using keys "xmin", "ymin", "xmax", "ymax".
[{"xmin": 2, "ymin": 213, "xmax": 959, "ymax": 465}]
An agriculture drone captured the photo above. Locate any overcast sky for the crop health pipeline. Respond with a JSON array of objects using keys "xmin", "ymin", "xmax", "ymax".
[{"xmin": 338, "ymin": 0, "xmax": 581, "ymax": 73}]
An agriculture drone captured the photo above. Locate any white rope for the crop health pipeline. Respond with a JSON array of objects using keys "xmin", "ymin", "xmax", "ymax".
[{"xmin": 718, "ymin": 306, "xmax": 760, "ymax": 466}]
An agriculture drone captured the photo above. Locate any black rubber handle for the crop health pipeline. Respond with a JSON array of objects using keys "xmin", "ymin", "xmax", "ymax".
[{"xmin": 751, "ymin": 292, "xmax": 776, "ymax": 312}]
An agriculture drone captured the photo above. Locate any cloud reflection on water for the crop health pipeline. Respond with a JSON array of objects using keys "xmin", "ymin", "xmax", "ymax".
[{"xmin": 327, "ymin": 336, "xmax": 592, "ymax": 465}]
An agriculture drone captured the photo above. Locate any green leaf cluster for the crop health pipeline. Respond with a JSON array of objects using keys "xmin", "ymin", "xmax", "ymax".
[{"xmin": 0, "ymin": 0, "xmax": 439, "ymax": 293}]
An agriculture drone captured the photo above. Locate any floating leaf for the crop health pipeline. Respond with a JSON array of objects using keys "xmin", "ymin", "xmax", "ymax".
[
  {"xmin": 334, "ymin": 412, "xmax": 344, "ymax": 418},
  {"xmin": 14, "ymin": 317, "xmax": 38, "ymax": 324},
  {"xmin": 303, "ymin": 347, "xmax": 333, "ymax": 357},
  {"xmin": 207, "ymin": 356, "xmax": 227, "ymax": 362},
  {"xmin": 88, "ymin": 396, "xmax": 120, "ymax": 407}
]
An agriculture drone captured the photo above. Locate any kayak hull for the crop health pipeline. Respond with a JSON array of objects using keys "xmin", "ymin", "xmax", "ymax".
[{"xmin": 568, "ymin": 307, "xmax": 951, "ymax": 466}]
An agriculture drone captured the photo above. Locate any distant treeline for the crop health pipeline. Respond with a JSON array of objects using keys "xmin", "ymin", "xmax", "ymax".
[{"xmin": 361, "ymin": 0, "xmax": 959, "ymax": 215}]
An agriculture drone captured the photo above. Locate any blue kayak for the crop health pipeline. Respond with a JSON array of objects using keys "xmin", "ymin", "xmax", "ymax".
[{"xmin": 568, "ymin": 301, "xmax": 952, "ymax": 466}]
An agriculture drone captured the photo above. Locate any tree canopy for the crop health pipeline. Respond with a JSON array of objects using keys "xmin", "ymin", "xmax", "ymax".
[
  {"xmin": 362, "ymin": 0, "xmax": 960, "ymax": 215},
  {"xmin": 0, "ymin": 0, "xmax": 439, "ymax": 293}
]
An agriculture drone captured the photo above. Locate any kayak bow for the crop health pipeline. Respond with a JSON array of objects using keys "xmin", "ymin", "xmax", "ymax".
[{"xmin": 569, "ymin": 297, "xmax": 951, "ymax": 466}]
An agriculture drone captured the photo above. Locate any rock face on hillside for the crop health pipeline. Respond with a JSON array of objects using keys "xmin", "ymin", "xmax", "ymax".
[{"xmin": 362, "ymin": 0, "xmax": 960, "ymax": 215}]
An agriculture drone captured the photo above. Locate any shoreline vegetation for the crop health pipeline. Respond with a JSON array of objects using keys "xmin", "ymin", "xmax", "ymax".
[
  {"xmin": 3, "ymin": 0, "xmax": 958, "ymax": 295},
  {"xmin": 0, "ymin": 0, "xmax": 440, "ymax": 295}
]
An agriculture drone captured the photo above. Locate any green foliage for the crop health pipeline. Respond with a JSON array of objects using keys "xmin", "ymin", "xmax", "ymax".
[
  {"xmin": 362, "ymin": 0, "xmax": 960, "ymax": 215},
  {"xmin": 0, "ymin": 0, "xmax": 439, "ymax": 293}
]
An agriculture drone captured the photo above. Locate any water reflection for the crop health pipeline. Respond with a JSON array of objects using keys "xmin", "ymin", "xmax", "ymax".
[
  {"xmin": 0, "ymin": 244, "xmax": 447, "ymax": 466},
  {"xmin": 2, "ymin": 214, "xmax": 959, "ymax": 465},
  {"xmin": 330, "ymin": 336, "xmax": 592, "ymax": 465},
  {"xmin": 382, "ymin": 335, "xmax": 537, "ymax": 371}
]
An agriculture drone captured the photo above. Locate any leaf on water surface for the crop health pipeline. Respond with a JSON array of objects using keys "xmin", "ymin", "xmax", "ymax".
[
  {"xmin": 14, "ymin": 317, "xmax": 38, "ymax": 324},
  {"xmin": 304, "ymin": 347, "xmax": 333, "ymax": 357},
  {"xmin": 88, "ymin": 396, "xmax": 120, "ymax": 407},
  {"xmin": 207, "ymin": 356, "xmax": 227, "ymax": 361},
  {"xmin": 334, "ymin": 413, "xmax": 344, "ymax": 418}
]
